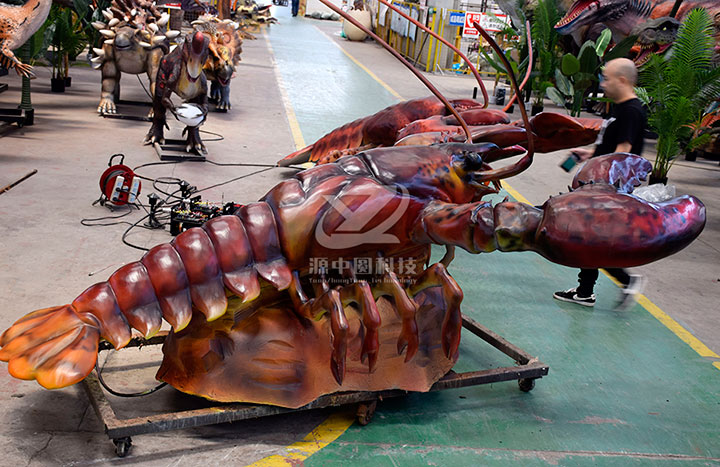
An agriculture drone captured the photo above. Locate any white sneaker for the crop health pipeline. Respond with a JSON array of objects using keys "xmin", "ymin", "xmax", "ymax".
[{"xmin": 615, "ymin": 274, "xmax": 646, "ymax": 311}]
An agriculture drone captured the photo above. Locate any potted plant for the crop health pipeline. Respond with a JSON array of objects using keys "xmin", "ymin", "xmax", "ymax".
[
  {"xmin": 45, "ymin": 4, "xmax": 87, "ymax": 92},
  {"xmin": 636, "ymin": 8, "xmax": 720, "ymax": 184},
  {"xmin": 526, "ymin": 0, "xmax": 562, "ymax": 115},
  {"xmin": 546, "ymin": 29, "xmax": 636, "ymax": 117},
  {"xmin": 479, "ymin": 22, "xmax": 530, "ymax": 110}
]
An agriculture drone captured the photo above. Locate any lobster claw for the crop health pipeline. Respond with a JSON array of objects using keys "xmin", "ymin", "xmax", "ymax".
[
  {"xmin": 572, "ymin": 153, "xmax": 652, "ymax": 193},
  {"xmin": 532, "ymin": 185, "xmax": 706, "ymax": 269}
]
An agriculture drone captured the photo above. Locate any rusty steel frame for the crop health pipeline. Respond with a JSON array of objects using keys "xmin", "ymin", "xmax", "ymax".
[{"xmin": 83, "ymin": 313, "xmax": 549, "ymax": 455}]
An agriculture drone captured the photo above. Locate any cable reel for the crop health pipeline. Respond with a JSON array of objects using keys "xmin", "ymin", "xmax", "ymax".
[{"xmin": 98, "ymin": 154, "xmax": 141, "ymax": 206}]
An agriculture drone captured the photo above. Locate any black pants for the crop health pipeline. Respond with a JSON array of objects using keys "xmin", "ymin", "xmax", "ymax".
[
  {"xmin": 291, "ymin": 0, "xmax": 299, "ymax": 15},
  {"xmin": 577, "ymin": 268, "xmax": 630, "ymax": 297}
]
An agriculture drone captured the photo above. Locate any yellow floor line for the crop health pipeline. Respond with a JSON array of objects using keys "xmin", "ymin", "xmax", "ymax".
[
  {"xmin": 637, "ymin": 295, "xmax": 720, "ymax": 358},
  {"xmin": 248, "ymin": 412, "xmax": 355, "ymax": 466},
  {"xmin": 313, "ymin": 26, "xmax": 404, "ymax": 101},
  {"xmin": 264, "ymin": 30, "xmax": 306, "ymax": 150}
]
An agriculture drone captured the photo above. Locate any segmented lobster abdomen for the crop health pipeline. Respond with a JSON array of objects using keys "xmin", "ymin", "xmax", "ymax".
[{"xmin": 0, "ymin": 204, "xmax": 296, "ymax": 389}]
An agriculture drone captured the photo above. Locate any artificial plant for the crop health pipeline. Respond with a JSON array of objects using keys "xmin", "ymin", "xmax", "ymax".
[
  {"xmin": 636, "ymin": 8, "xmax": 720, "ymax": 182},
  {"xmin": 529, "ymin": 0, "xmax": 562, "ymax": 107},
  {"xmin": 45, "ymin": 4, "xmax": 87, "ymax": 81},
  {"xmin": 479, "ymin": 20, "xmax": 530, "ymax": 104},
  {"xmin": 546, "ymin": 29, "xmax": 637, "ymax": 116}
]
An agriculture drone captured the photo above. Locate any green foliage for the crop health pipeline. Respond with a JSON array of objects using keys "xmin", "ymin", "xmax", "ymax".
[
  {"xmin": 529, "ymin": 0, "xmax": 562, "ymax": 105},
  {"xmin": 546, "ymin": 28, "xmax": 637, "ymax": 117},
  {"xmin": 479, "ymin": 18, "xmax": 530, "ymax": 97},
  {"xmin": 603, "ymin": 34, "xmax": 636, "ymax": 62},
  {"xmin": 637, "ymin": 8, "xmax": 720, "ymax": 179},
  {"xmin": 46, "ymin": 4, "xmax": 88, "ymax": 78},
  {"xmin": 561, "ymin": 53, "xmax": 580, "ymax": 75}
]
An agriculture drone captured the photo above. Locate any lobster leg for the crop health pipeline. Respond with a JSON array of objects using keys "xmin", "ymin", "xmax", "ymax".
[
  {"xmin": 338, "ymin": 281, "xmax": 381, "ymax": 373},
  {"xmin": 371, "ymin": 271, "xmax": 419, "ymax": 363},
  {"xmin": 288, "ymin": 272, "xmax": 350, "ymax": 384},
  {"xmin": 407, "ymin": 263, "xmax": 463, "ymax": 359}
]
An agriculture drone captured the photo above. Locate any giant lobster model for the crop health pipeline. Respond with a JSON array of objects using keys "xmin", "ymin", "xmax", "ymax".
[
  {"xmin": 0, "ymin": 13, "xmax": 707, "ymax": 410},
  {"xmin": 0, "ymin": 145, "xmax": 706, "ymax": 408},
  {"xmin": 90, "ymin": 0, "xmax": 182, "ymax": 115},
  {"xmin": 0, "ymin": 0, "xmax": 52, "ymax": 77},
  {"xmin": 144, "ymin": 31, "xmax": 211, "ymax": 154},
  {"xmin": 192, "ymin": 15, "xmax": 244, "ymax": 111}
]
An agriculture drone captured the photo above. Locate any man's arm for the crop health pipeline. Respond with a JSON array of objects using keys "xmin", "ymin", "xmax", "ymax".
[
  {"xmin": 572, "ymin": 147, "xmax": 594, "ymax": 161},
  {"xmin": 615, "ymin": 142, "xmax": 632, "ymax": 153}
]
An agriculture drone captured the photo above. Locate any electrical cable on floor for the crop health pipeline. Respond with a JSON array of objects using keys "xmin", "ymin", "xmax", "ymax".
[
  {"xmin": 199, "ymin": 129, "xmax": 225, "ymax": 142},
  {"xmin": 136, "ymin": 74, "xmax": 153, "ymax": 101},
  {"xmin": 81, "ymin": 203, "xmax": 137, "ymax": 227},
  {"xmin": 95, "ymin": 357, "xmax": 167, "ymax": 397},
  {"xmin": 194, "ymin": 166, "xmax": 275, "ymax": 194},
  {"xmin": 86, "ymin": 156, "xmax": 305, "ymax": 250},
  {"xmin": 121, "ymin": 213, "xmax": 154, "ymax": 251}
]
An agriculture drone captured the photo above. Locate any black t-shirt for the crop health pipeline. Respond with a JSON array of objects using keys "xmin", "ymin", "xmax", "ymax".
[{"xmin": 593, "ymin": 98, "xmax": 647, "ymax": 157}]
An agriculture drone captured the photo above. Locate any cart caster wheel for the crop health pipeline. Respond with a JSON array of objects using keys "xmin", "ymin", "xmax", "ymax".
[
  {"xmin": 113, "ymin": 437, "xmax": 132, "ymax": 457},
  {"xmin": 356, "ymin": 400, "xmax": 377, "ymax": 426},
  {"xmin": 518, "ymin": 378, "xmax": 535, "ymax": 392}
]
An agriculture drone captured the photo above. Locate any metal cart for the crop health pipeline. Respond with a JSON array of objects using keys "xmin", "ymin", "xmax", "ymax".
[{"xmin": 83, "ymin": 313, "xmax": 549, "ymax": 457}]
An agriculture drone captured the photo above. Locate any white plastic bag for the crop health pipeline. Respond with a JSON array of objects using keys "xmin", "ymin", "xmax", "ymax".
[{"xmin": 634, "ymin": 183, "xmax": 676, "ymax": 202}]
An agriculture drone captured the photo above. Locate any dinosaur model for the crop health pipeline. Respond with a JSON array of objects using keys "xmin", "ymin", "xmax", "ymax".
[
  {"xmin": 89, "ymin": 0, "xmax": 182, "ymax": 114},
  {"xmin": 192, "ymin": 15, "xmax": 243, "ymax": 111},
  {"xmin": 555, "ymin": 0, "xmax": 720, "ymax": 43},
  {"xmin": 144, "ymin": 31, "xmax": 211, "ymax": 154},
  {"xmin": 628, "ymin": 15, "xmax": 680, "ymax": 66},
  {"xmin": 0, "ymin": 0, "xmax": 52, "ymax": 77}
]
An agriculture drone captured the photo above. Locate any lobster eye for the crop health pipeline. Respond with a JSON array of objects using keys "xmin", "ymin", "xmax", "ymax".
[{"xmin": 460, "ymin": 151, "xmax": 483, "ymax": 171}]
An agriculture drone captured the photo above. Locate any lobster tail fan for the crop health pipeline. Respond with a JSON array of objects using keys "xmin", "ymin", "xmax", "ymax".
[{"xmin": 0, "ymin": 305, "xmax": 101, "ymax": 389}]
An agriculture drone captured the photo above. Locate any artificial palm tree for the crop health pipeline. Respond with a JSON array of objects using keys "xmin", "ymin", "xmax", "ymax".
[{"xmin": 636, "ymin": 8, "xmax": 720, "ymax": 183}]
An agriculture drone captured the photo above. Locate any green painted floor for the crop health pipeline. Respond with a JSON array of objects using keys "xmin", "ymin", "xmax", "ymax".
[{"xmin": 266, "ymin": 15, "xmax": 720, "ymax": 465}]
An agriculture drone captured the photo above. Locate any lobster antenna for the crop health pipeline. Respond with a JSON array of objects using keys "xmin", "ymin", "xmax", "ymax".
[
  {"xmin": 375, "ymin": 0, "xmax": 488, "ymax": 108},
  {"xmin": 466, "ymin": 20, "xmax": 534, "ymax": 182},
  {"xmin": 318, "ymin": 0, "xmax": 474, "ymax": 144},
  {"xmin": 502, "ymin": 21, "xmax": 532, "ymax": 112},
  {"xmin": 474, "ymin": 21, "xmax": 534, "ymax": 156}
]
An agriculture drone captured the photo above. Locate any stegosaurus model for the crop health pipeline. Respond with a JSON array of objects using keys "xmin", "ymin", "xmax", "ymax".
[
  {"xmin": 89, "ymin": 0, "xmax": 182, "ymax": 114},
  {"xmin": 0, "ymin": 0, "xmax": 52, "ymax": 77},
  {"xmin": 192, "ymin": 15, "xmax": 243, "ymax": 111}
]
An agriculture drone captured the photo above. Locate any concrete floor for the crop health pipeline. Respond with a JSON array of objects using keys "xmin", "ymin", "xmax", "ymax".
[{"xmin": 0, "ymin": 5, "xmax": 718, "ymax": 465}]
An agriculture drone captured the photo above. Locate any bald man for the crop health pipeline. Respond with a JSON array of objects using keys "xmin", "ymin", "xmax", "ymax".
[{"xmin": 554, "ymin": 58, "xmax": 647, "ymax": 310}]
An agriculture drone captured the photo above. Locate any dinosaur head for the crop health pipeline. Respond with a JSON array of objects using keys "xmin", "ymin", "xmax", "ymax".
[
  {"xmin": 183, "ymin": 31, "xmax": 210, "ymax": 82},
  {"xmin": 555, "ymin": 0, "xmax": 628, "ymax": 35},
  {"xmin": 629, "ymin": 16, "xmax": 680, "ymax": 67},
  {"xmin": 112, "ymin": 25, "xmax": 145, "ymax": 52},
  {"xmin": 194, "ymin": 15, "xmax": 243, "ymax": 87}
]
